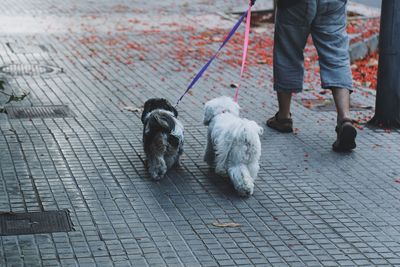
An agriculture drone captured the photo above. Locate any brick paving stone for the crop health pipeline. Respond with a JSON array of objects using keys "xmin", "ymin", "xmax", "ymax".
[{"xmin": 0, "ymin": 0, "xmax": 399, "ymax": 266}]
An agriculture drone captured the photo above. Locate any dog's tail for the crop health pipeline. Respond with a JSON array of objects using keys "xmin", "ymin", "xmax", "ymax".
[
  {"xmin": 228, "ymin": 164, "xmax": 254, "ymax": 197},
  {"xmin": 146, "ymin": 112, "xmax": 175, "ymax": 133}
]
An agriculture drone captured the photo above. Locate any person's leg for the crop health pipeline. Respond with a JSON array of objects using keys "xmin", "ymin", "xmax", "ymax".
[
  {"xmin": 312, "ymin": 1, "xmax": 353, "ymax": 92},
  {"xmin": 332, "ymin": 87, "xmax": 351, "ymax": 124},
  {"xmin": 277, "ymin": 91, "xmax": 292, "ymax": 119},
  {"xmin": 267, "ymin": 92, "xmax": 293, "ymax": 132},
  {"xmin": 331, "ymin": 87, "xmax": 357, "ymax": 151},
  {"xmin": 268, "ymin": 1, "xmax": 315, "ymax": 132},
  {"xmin": 311, "ymin": 0, "xmax": 356, "ymax": 151}
]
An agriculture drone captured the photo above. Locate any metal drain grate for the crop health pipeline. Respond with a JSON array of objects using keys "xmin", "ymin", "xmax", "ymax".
[
  {"xmin": 6, "ymin": 105, "xmax": 75, "ymax": 119},
  {"xmin": 0, "ymin": 210, "xmax": 73, "ymax": 236},
  {"xmin": 0, "ymin": 64, "xmax": 62, "ymax": 76},
  {"xmin": 6, "ymin": 42, "xmax": 53, "ymax": 54}
]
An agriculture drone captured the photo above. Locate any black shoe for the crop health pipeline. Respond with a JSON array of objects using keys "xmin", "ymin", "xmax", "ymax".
[{"xmin": 332, "ymin": 119, "xmax": 357, "ymax": 152}]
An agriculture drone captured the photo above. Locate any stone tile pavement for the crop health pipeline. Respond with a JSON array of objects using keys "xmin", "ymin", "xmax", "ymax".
[{"xmin": 0, "ymin": 0, "xmax": 400, "ymax": 266}]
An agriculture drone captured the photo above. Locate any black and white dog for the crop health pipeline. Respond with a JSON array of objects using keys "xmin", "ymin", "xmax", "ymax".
[{"xmin": 141, "ymin": 98, "xmax": 184, "ymax": 180}]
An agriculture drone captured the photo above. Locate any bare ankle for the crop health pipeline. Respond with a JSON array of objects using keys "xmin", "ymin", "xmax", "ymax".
[
  {"xmin": 337, "ymin": 116, "xmax": 352, "ymax": 125},
  {"xmin": 278, "ymin": 111, "xmax": 291, "ymax": 120}
]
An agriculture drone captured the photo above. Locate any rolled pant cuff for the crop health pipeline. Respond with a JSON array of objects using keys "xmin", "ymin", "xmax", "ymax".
[
  {"xmin": 274, "ymin": 84, "xmax": 303, "ymax": 93},
  {"xmin": 322, "ymin": 83, "xmax": 353, "ymax": 92}
]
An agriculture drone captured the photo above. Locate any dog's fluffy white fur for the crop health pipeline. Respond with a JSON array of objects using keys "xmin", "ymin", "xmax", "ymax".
[{"xmin": 203, "ymin": 96, "xmax": 263, "ymax": 196}]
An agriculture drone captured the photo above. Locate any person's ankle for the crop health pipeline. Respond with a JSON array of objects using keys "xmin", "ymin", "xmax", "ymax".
[
  {"xmin": 337, "ymin": 110, "xmax": 351, "ymax": 124},
  {"xmin": 278, "ymin": 111, "xmax": 291, "ymax": 120},
  {"xmin": 337, "ymin": 116, "xmax": 352, "ymax": 125}
]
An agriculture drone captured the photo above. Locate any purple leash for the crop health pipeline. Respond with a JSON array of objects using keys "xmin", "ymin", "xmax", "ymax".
[{"xmin": 175, "ymin": 11, "xmax": 248, "ymax": 107}]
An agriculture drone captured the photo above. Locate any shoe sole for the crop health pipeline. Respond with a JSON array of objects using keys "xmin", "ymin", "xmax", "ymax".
[
  {"xmin": 333, "ymin": 124, "xmax": 357, "ymax": 152},
  {"xmin": 266, "ymin": 121, "xmax": 293, "ymax": 133}
]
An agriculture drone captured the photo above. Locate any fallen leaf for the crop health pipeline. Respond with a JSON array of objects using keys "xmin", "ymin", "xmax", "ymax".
[
  {"xmin": 212, "ymin": 222, "xmax": 241, "ymax": 228},
  {"xmin": 319, "ymin": 90, "xmax": 329, "ymax": 95},
  {"xmin": 4, "ymin": 91, "xmax": 30, "ymax": 104},
  {"xmin": 123, "ymin": 106, "xmax": 143, "ymax": 112},
  {"xmin": 367, "ymin": 58, "xmax": 378, "ymax": 67}
]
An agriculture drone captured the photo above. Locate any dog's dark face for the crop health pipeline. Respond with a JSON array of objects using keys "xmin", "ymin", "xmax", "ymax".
[{"xmin": 141, "ymin": 98, "xmax": 178, "ymax": 123}]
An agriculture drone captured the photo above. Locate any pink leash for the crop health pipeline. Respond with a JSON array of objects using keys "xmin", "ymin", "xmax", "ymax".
[{"xmin": 233, "ymin": 2, "xmax": 252, "ymax": 102}]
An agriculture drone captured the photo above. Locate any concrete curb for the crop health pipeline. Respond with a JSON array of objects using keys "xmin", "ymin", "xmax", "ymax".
[{"xmin": 349, "ymin": 33, "xmax": 379, "ymax": 62}]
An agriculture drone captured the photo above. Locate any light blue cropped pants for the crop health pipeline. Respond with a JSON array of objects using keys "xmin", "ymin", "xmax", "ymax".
[{"xmin": 273, "ymin": 0, "xmax": 353, "ymax": 92}]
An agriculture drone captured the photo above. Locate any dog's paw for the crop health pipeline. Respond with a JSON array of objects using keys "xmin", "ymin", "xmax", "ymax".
[
  {"xmin": 236, "ymin": 183, "xmax": 254, "ymax": 197},
  {"xmin": 151, "ymin": 175, "xmax": 162, "ymax": 181},
  {"xmin": 149, "ymin": 168, "xmax": 166, "ymax": 181},
  {"xmin": 204, "ymin": 158, "xmax": 216, "ymax": 170},
  {"xmin": 173, "ymin": 160, "xmax": 182, "ymax": 168},
  {"xmin": 203, "ymin": 155, "xmax": 214, "ymax": 166},
  {"xmin": 215, "ymin": 166, "xmax": 228, "ymax": 177}
]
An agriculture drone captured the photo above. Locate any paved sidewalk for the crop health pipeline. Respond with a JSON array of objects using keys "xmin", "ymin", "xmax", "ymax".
[{"xmin": 1, "ymin": 0, "xmax": 400, "ymax": 266}]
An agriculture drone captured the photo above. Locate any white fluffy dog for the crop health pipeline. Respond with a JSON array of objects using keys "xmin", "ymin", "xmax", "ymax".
[{"xmin": 203, "ymin": 96, "xmax": 263, "ymax": 196}]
